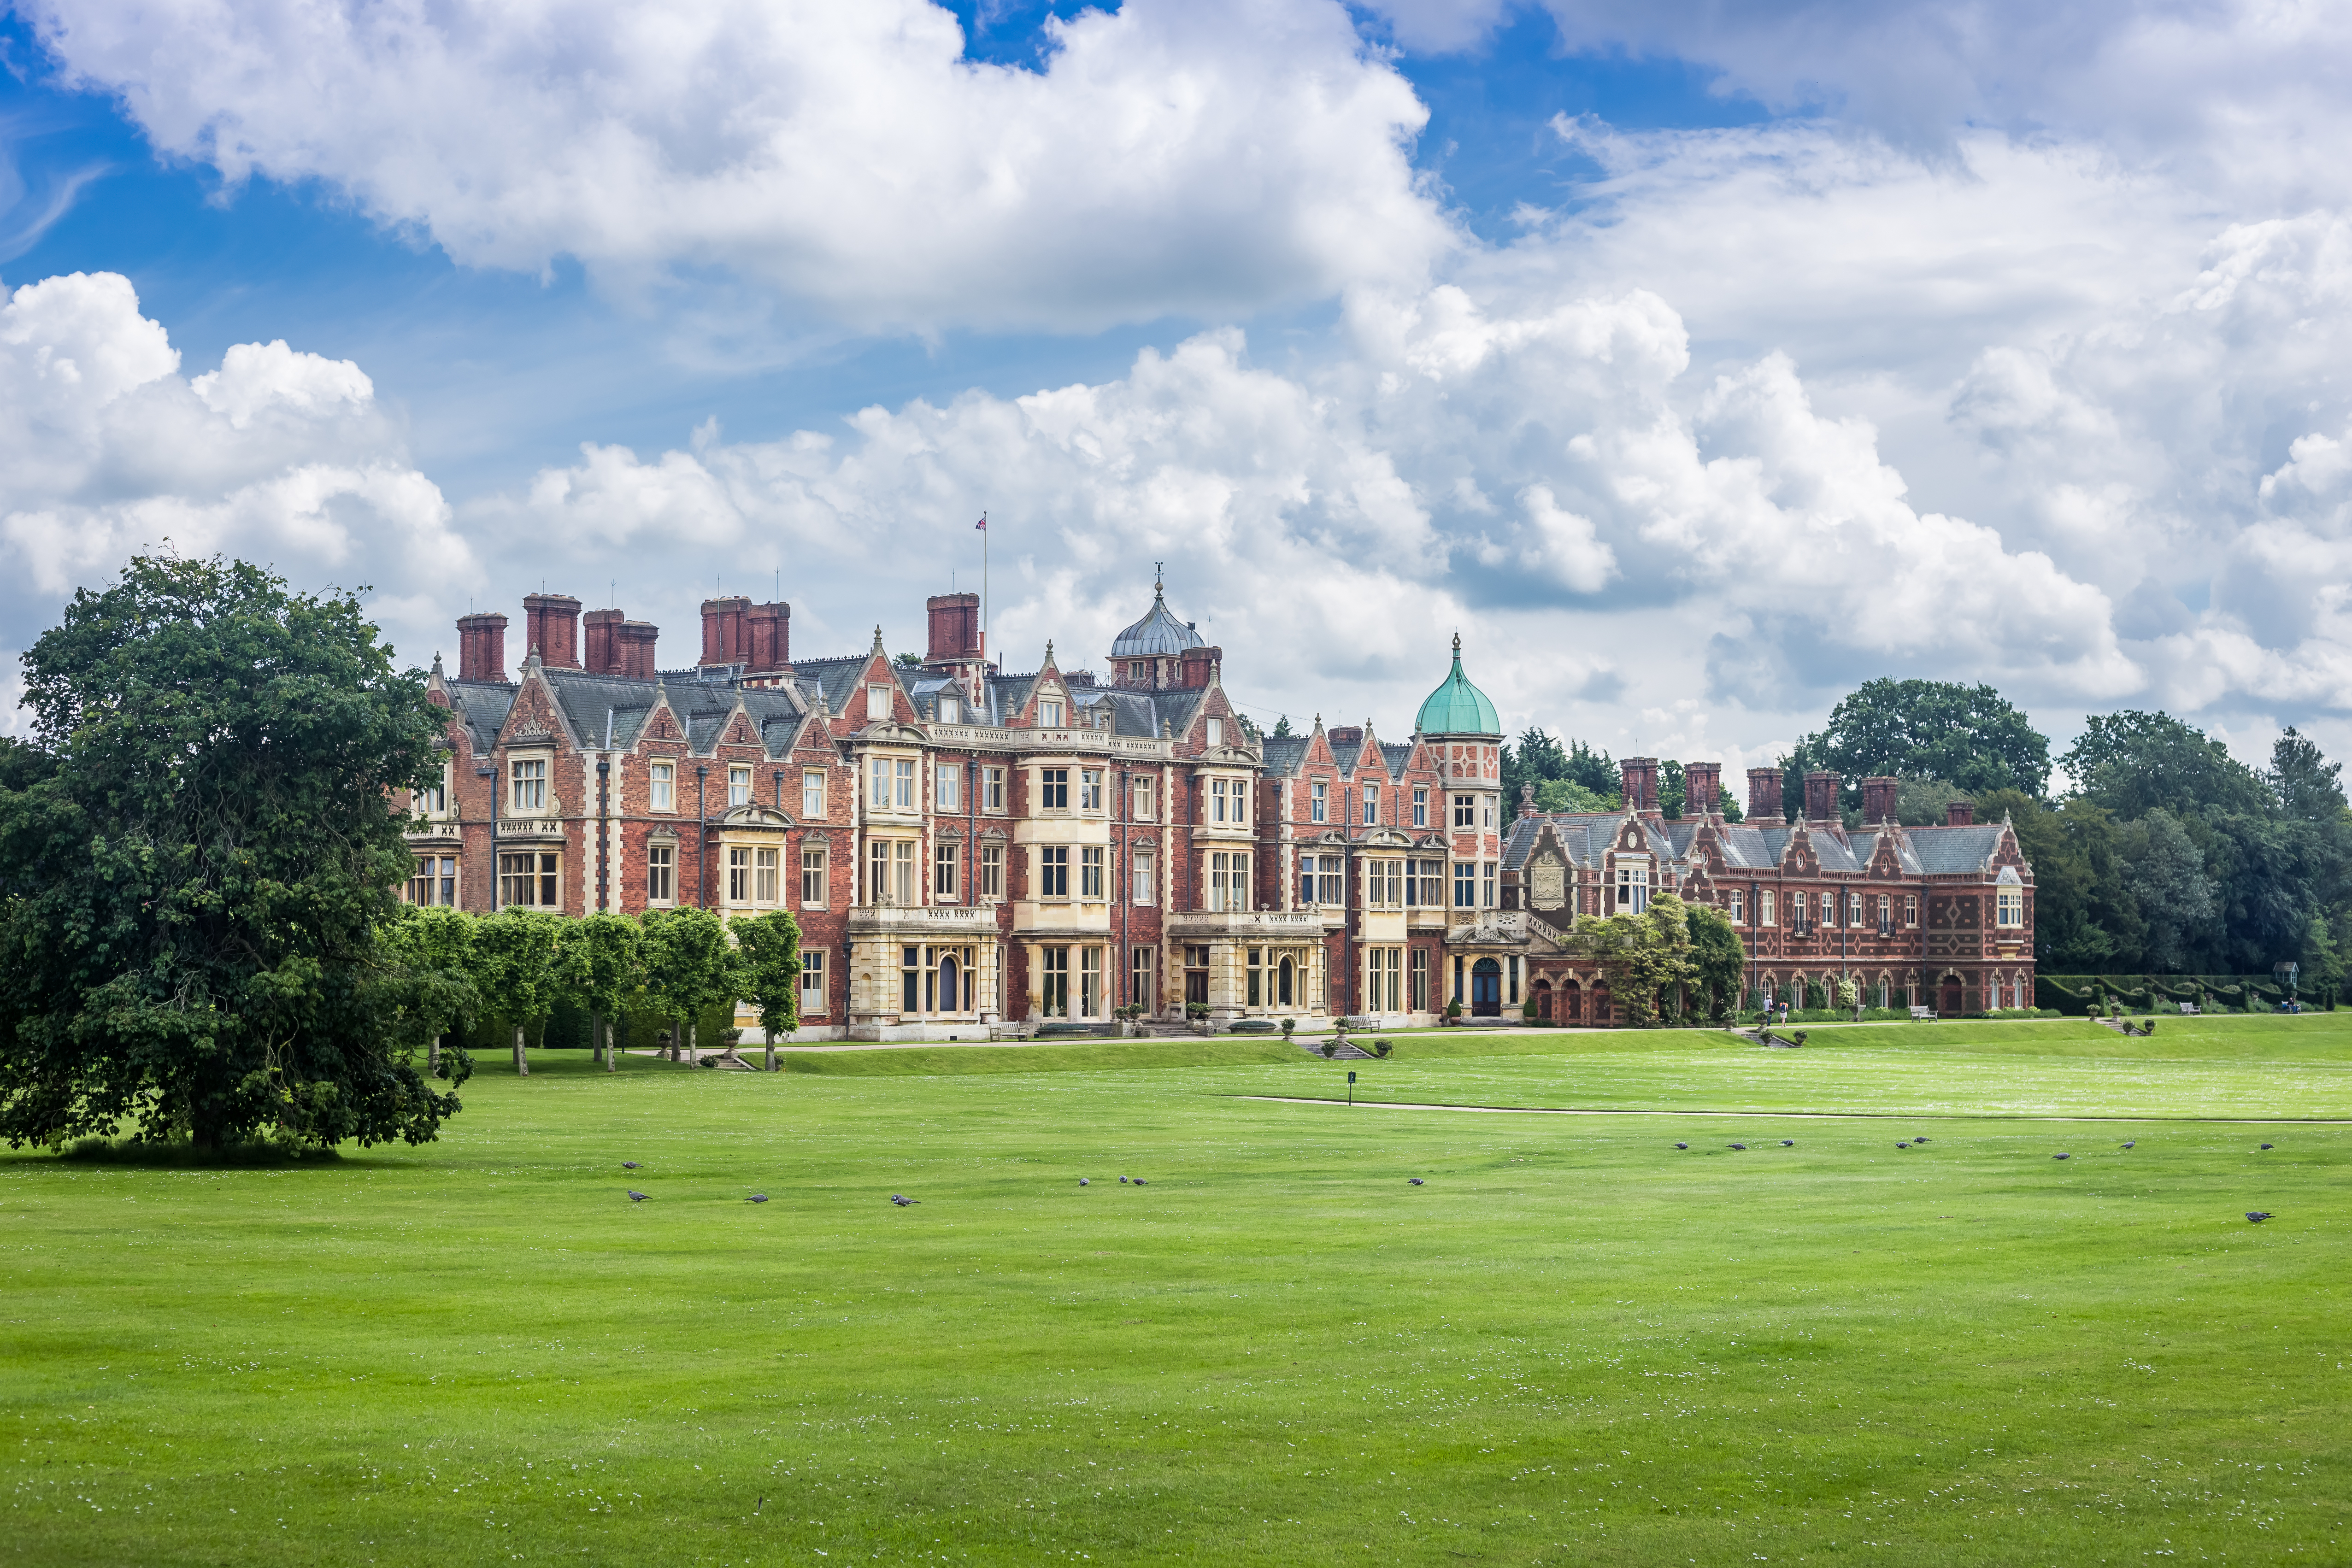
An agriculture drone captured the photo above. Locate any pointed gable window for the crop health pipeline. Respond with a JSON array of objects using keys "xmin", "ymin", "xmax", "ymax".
[
  {"xmin": 1040, "ymin": 696, "xmax": 1065, "ymax": 728},
  {"xmin": 1206, "ymin": 716, "xmax": 1223, "ymax": 746},
  {"xmin": 867, "ymin": 683, "xmax": 892, "ymax": 722},
  {"xmin": 729, "ymin": 765, "xmax": 752, "ymax": 807}
]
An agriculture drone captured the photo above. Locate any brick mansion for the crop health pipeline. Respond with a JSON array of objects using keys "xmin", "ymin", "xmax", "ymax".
[{"xmin": 406, "ymin": 579, "xmax": 2038, "ymax": 1037}]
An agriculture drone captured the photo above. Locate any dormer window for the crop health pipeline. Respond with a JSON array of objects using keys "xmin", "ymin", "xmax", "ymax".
[
  {"xmin": 938, "ymin": 694, "xmax": 959, "ymax": 724},
  {"xmin": 1040, "ymin": 698, "xmax": 1064, "ymax": 728}
]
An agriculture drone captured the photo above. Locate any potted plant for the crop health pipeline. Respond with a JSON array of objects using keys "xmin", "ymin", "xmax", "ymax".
[
  {"xmin": 1280, "ymin": 1017, "xmax": 1296, "ymax": 1043},
  {"xmin": 1445, "ymin": 999, "xmax": 1462, "ymax": 1026},
  {"xmin": 1185, "ymin": 1001, "xmax": 1211, "ymax": 1034}
]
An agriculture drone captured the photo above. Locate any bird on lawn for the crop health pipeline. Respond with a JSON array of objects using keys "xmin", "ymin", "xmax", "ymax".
[
  {"xmin": 1897, "ymin": 1141, "xmax": 1910, "ymax": 1149},
  {"xmin": 890, "ymin": 1194, "xmax": 918, "ymax": 1206},
  {"xmin": 1781, "ymin": 1140, "xmax": 1794, "ymax": 1147},
  {"xmin": 1675, "ymin": 1142, "xmax": 1688, "ymax": 1150},
  {"xmin": 2122, "ymin": 1141, "xmax": 2135, "ymax": 1149},
  {"xmin": 2246, "ymin": 1211, "xmax": 2273, "ymax": 1223},
  {"xmin": 1409, "ymin": 1178, "xmax": 1424, "ymax": 1186},
  {"xmin": 1079, "ymin": 1178, "xmax": 1089, "ymax": 1186},
  {"xmin": 627, "ymin": 1190, "xmax": 650, "ymax": 1202},
  {"xmin": 1912, "ymin": 1136, "xmax": 1931, "ymax": 1144},
  {"xmin": 622, "ymin": 1161, "xmax": 642, "ymax": 1170},
  {"xmin": 1729, "ymin": 1143, "xmax": 1747, "ymax": 1151},
  {"xmin": 2261, "ymin": 1143, "xmax": 2274, "ymax": 1150},
  {"xmin": 2054, "ymin": 1153, "xmax": 2071, "ymax": 1160},
  {"xmin": 1119, "ymin": 1176, "xmax": 1129, "ymax": 1183},
  {"xmin": 1133, "ymin": 1178, "xmax": 1148, "ymax": 1186},
  {"xmin": 746, "ymin": 1193, "xmax": 769, "ymax": 1204}
]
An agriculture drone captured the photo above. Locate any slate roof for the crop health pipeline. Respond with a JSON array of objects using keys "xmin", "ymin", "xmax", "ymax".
[{"xmin": 1909, "ymin": 824, "xmax": 2006, "ymax": 873}]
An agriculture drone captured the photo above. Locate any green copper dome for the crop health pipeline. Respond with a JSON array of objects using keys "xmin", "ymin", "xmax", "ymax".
[{"xmin": 1415, "ymin": 634, "xmax": 1500, "ymax": 736}]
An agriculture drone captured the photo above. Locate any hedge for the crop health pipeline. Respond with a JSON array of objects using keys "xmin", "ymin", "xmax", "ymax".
[{"xmin": 2033, "ymin": 974, "xmax": 2335, "ymax": 1016}]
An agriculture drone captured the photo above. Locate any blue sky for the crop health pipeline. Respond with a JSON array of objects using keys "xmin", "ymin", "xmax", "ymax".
[{"xmin": 2, "ymin": 0, "xmax": 2349, "ymax": 773}]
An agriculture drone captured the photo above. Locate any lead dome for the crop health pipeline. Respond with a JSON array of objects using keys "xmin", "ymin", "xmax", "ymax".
[{"xmin": 1415, "ymin": 633, "xmax": 1500, "ymax": 735}]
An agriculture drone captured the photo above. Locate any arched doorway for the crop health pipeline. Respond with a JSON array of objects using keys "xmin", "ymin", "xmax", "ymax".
[
  {"xmin": 1472, "ymin": 957, "xmax": 1503, "ymax": 1016},
  {"xmin": 1563, "ymin": 983, "xmax": 1583, "ymax": 1022},
  {"xmin": 1535, "ymin": 979, "xmax": 1553, "ymax": 1020},
  {"xmin": 1591, "ymin": 983, "xmax": 1613, "ymax": 1025},
  {"xmin": 1939, "ymin": 972, "xmax": 1963, "ymax": 1016},
  {"xmin": 939, "ymin": 954, "xmax": 960, "ymax": 1014},
  {"xmin": 1278, "ymin": 956, "xmax": 1295, "ymax": 1007}
]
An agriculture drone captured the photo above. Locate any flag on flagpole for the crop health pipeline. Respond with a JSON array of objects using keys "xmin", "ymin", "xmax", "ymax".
[{"xmin": 975, "ymin": 513, "xmax": 987, "ymax": 530}]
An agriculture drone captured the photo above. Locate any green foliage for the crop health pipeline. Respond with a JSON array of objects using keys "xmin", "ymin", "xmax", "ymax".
[
  {"xmin": 0, "ymin": 555, "xmax": 460, "ymax": 1151},
  {"xmin": 729, "ymin": 909, "xmax": 803, "ymax": 1039},
  {"xmin": 1504, "ymin": 727, "xmax": 1619, "ymax": 812},
  {"xmin": 471, "ymin": 909, "xmax": 566, "ymax": 1045},
  {"xmin": 638, "ymin": 907, "xmax": 739, "ymax": 1039},
  {"xmin": 1797, "ymin": 677, "xmax": 2052, "ymax": 802},
  {"xmin": 2271, "ymin": 727, "xmax": 2347, "ymax": 821},
  {"xmin": 1269, "ymin": 715, "xmax": 1294, "ymax": 739},
  {"xmin": 1569, "ymin": 891, "xmax": 1695, "ymax": 1027},
  {"xmin": 1896, "ymin": 775, "xmax": 1973, "ymax": 826},
  {"xmin": 2062, "ymin": 711, "xmax": 2270, "ymax": 819},
  {"xmin": 556, "ymin": 912, "xmax": 643, "ymax": 1020},
  {"xmin": 1684, "ymin": 902, "xmax": 1746, "ymax": 1019}
]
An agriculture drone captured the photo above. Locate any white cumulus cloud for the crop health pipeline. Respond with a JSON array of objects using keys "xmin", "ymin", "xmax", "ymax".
[{"xmin": 24, "ymin": 0, "xmax": 1451, "ymax": 334}]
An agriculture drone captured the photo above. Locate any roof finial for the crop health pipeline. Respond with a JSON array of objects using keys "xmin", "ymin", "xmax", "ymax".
[
  {"xmin": 1045, "ymin": 638, "xmax": 1055, "ymax": 662},
  {"xmin": 1451, "ymin": 630, "xmax": 1462, "ymax": 661},
  {"xmin": 1153, "ymin": 561, "xmax": 1165, "ymax": 599},
  {"xmin": 871, "ymin": 624, "xmax": 885, "ymax": 655}
]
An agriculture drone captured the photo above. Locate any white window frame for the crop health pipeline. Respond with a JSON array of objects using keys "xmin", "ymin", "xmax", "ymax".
[
  {"xmin": 1311, "ymin": 780, "xmax": 1328, "ymax": 824},
  {"xmin": 983, "ymin": 767, "xmax": 1006, "ymax": 812},
  {"xmin": 1081, "ymin": 769, "xmax": 1103, "ymax": 812},
  {"xmin": 1996, "ymin": 887, "xmax": 2024, "ymax": 927},
  {"xmin": 1206, "ymin": 716, "xmax": 1223, "ymax": 746},
  {"xmin": 647, "ymin": 842, "xmax": 676, "ymax": 904},
  {"xmin": 936, "ymin": 764, "xmax": 961, "ymax": 813},
  {"xmin": 894, "ymin": 758, "xmax": 916, "ymax": 810},
  {"xmin": 1412, "ymin": 787, "xmax": 1428, "ymax": 828},
  {"xmin": 981, "ymin": 842, "xmax": 1005, "ymax": 899},
  {"xmin": 800, "ymin": 846, "xmax": 827, "ymax": 908},
  {"xmin": 1133, "ymin": 775, "xmax": 1156, "ymax": 822},
  {"xmin": 755, "ymin": 846, "xmax": 780, "ymax": 904},
  {"xmin": 802, "ymin": 768, "xmax": 826, "ymax": 818},
  {"xmin": 728, "ymin": 765, "xmax": 752, "ymax": 808},
  {"xmin": 1362, "ymin": 788, "xmax": 1378, "ymax": 826},
  {"xmin": 509, "ymin": 756, "xmax": 549, "ymax": 814},
  {"xmin": 1081, "ymin": 845, "xmax": 1105, "ymax": 900},
  {"xmin": 649, "ymin": 759, "xmax": 675, "ymax": 813},
  {"xmin": 1133, "ymin": 850, "xmax": 1157, "ymax": 906},
  {"xmin": 799, "ymin": 949, "xmax": 827, "ymax": 1014},
  {"xmin": 867, "ymin": 683, "xmax": 892, "ymax": 722},
  {"xmin": 935, "ymin": 839, "xmax": 961, "ymax": 902},
  {"xmin": 938, "ymin": 693, "xmax": 960, "ymax": 724},
  {"xmin": 1039, "ymin": 697, "xmax": 1065, "ymax": 728}
]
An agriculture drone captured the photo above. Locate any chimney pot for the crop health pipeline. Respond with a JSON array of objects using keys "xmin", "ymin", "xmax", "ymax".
[
  {"xmin": 1946, "ymin": 799, "xmax": 1975, "ymax": 827},
  {"xmin": 522, "ymin": 593, "xmax": 582, "ymax": 670},
  {"xmin": 1861, "ymin": 775, "xmax": 1900, "ymax": 824},
  {"xmin": 1746, "ymin": 767, "xmax": 1784, "ymax": 821},
  {"xmin": 1804, "ymin": 769, "xmax": 1840, "ymax": 823}
]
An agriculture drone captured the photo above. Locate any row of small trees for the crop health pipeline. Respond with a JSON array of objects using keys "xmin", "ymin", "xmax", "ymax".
[{"xmin": 383, "ymin": 904, "xmax": 801, "ymax": 1077}]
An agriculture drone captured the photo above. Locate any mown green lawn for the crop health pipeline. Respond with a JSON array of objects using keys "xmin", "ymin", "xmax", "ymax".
[{"xmin": 6, "ymin": 1017, "xmax": 2346, "ymax": 1566}]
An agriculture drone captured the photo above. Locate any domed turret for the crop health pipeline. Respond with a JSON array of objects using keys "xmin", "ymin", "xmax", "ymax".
[
  {"xmin": 1111, "ymin": 570, "xmax": 1204, "ymax": 660},
  {"xmin": 1415, "ymin": 634, "xmax": 1500, "ymax": 737}
]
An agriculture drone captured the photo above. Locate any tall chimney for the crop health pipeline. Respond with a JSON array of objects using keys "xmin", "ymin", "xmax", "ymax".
[
  {"xmin": 1804, "ymin": 769, "xmax": 1840, "ymax": 822},
  {"xmin": 1746, "ymin": 767, "xmax": 1783, "ymax": 821},
  {"xmin": 700, "ymin": 597, "xmax": 751, "ymax": 667},
  {"xmin": 522, "ymin": 593, "xmax": 582, "ymax": 670},
  {"xmin": 618, "ymin": 621, "xmax": 660, "ymax": 680},
  {"xmin": 1946, "ymin": 799, "xmax": 1975, "ymax": 827},
  {"xmin": 1620, "ymin": 756, "xmax": 1658, "ymax": 814},
  {"xmin": 457, "ymin": 612, "xmax": 508, "ymax": 682},
  {"xmin": 1862, "ymin": 776, "xmax": 1899, "ymax": 824},
  {"xmin": 925, "ymin": 592, "xmax": 982, "ymax": 665},
  {"xmin": 582, "ymin": 608, "xmax": 624, "ymax": 675},
  {"xmin": 1684, "ymin": 761, "xmax": 1721, "ymax": 818},
  {"xmin": 747, "ymin": 601, "xmax": 792, "ymax": 674}
]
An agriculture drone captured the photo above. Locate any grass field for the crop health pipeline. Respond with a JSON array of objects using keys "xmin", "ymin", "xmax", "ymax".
[{"xmin": 6, "ymin": 1016, "xmax": 2347, "ymax": 1566}]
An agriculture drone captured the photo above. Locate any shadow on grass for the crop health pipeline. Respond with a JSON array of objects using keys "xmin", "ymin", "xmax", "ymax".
[{"xmin": 47, "ymin": 1135, "xmax": 346, "ymax": 1168}]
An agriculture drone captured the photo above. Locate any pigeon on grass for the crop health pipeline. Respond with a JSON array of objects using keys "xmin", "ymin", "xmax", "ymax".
[
  {"xmin": 1675, "ymin": 1143, "xmax": 1688, "ymax": 1151},
  {"xmin": 1781, "ymin": 1140, "xmax": 1795, "ymax": 1147},
  {"xmin": 2053, "ymin": 1153, "xmax": 2071, "ymax": 1160},
  {"xmin": 747, "ymin": 1194, "xmax": 769, "ymax": 1204},
  {"xmin": 2246, "ymin": 1212, "xmax": 2273, "ymax": 1223},
  {"xmin": 1079, "ymin": 1178, "xmax": 1089, "ymax": 1186},
  {"xmin": 2260, "ymin": 1143, "xmax": 2274, "ymax": 1151},
  {"xmin": 1409, "ymin": 1178, "xmax": 1424, "ymax": 1186},
  {"xmin": 1729, "ymin": 1143, "xmax": 1747, "ymax": 1151},
  {"xmin": 890, "ymin": 1194, "xmax": 918, "ymax": 1207},
  {"xmin": 2121, "ymin": 1141, "xmax": 2135, "ymax": 1150},
  {"xmin": 627, "ymin": 1190, "xmax": 650, "ymax": 1202},
  {"xmin": 1911, "ymin": 1136, "xmax": 1930, "ymax": 1144},
  {"xmin": 1133, "ymin": 1178, "xmax": 1149, "ymax": 1186},
  {"xmin": 1897, "ymin": 1141, "xmax": 1910, "ymax": 1149},
  {"xmin": 622, "ymin": 1162, "xmax": 642, "ymax": 1170}
]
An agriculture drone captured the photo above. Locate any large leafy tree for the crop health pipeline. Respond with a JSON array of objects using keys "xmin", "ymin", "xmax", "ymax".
[
  {"xmin": 1798, "ymin": 678, "xmax": 2052, "ymax": 804},
  {"xmin": 473, "ymin": 909, "xmax": 565, "ymax": 1075},
  {"xmin": 730, "ymin": 910, "xmax": 803, "ymax": 1043},
  {"xmin": 556, "ymin": 913, "xmax": 643, "ymax": 1068},
  {"xmin": 2061, "ymin": 711, "xmax": 2270, "ymax": 819},
  {"xmin": 1570, "ymin": 891, "xmax": 1696, "ymax": 1027},
  {"xmin": 639, "ymin": 907, "xmax": 740, "ymax": 1056},
  {"xmin": 1684, "ymin": 901, "xmax": 1746, "ymax": 1019},
  {"xmin": 0, "ymin": 556, "xmax": 460, "ymax": 1151}
]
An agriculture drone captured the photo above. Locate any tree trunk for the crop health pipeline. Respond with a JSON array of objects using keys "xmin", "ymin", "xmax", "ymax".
[
  {"xmin": 686, "ymin": 1017, "xmax": 697, "ymax": 1063},
  {"xmin": 428, "ymin": 1032, "xmax": 441, "ymax": 1075},
  {"xmin": 513, "ymin": 1024, "xmax": 529, "ymax": 1077},
  {"xmin": 606, "ymin": 1016, "xmax": 619, "ymax": 1072}
]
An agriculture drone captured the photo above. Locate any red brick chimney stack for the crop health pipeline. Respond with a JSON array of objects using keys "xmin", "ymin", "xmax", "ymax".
[
  {"xmin": 1683, "ymin": 761, "xmax": 1721, "ymax": 818},
  {"xmin": 618, "ymin": 621, "xmax": 660, "ymax": 679},
  {"xmin": 1746, "ymin": 767, "xmax": 1783, "ymax": 821},
  {"xmin": 700, "ymin": 597, "xmax": 751, "ymax": 667},
  {"xmin": 1804, "ymin": 769, "xmax": 1840, "ymax": 823},
  {"xmin": 747, "ymin": 601, "xmax": 791, "ymax": 674},
  {"xmin": 456, "ymin": 612, "xmax": 508, "ymax": 682},
  {"xmin": 522, "ymin": 593, "xmax": 582, "ymax": 670},
  {"xmin": 1862, "ymin": 776, "xmax": 1899, "ymax": 824},
  {"xmin": 1946, "ymin": 799, "xmax": 1975, "ymax": 827},
  {"xmin": 1620, "ymin": 756, "xmax": 1659, "ymax": 815},
  {"xmin": 582, "ymin": 608, "xmax": 623, "ymax": 675},
  {"xmin": 924, "ymin": 592, "xmax": 982, "ymax": 665}
]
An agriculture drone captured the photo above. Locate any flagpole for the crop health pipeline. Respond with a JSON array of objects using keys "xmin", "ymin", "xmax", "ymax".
[{"xmin": 982, "ymin": 511, "xmax": 989, "ymax": 669}]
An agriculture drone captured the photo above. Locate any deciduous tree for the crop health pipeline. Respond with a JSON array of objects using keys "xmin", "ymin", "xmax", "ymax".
[{"xmin": 0, "ymin": 555, "xmax": 459, "ymax": 1151}]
